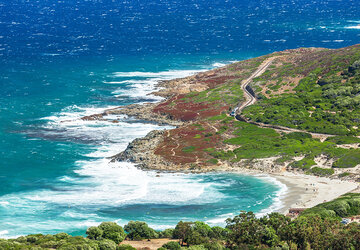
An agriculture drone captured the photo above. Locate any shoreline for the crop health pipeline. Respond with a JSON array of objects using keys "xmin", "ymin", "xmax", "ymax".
[
  {"xmin": 84, "ymin": 52, "xmax": 360, "ymax": 217},
  {"xmin": 271, "ymin": 172, "xmax": 358, "ymax": 214}
]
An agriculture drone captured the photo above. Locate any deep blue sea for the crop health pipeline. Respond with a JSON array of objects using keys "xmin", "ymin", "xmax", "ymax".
[{"xmin": 0, "ymin": 0, "xmax": 359, "ymax": 238}]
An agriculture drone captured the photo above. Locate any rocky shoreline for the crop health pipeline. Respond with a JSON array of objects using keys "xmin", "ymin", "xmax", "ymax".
[{"xmin": 80, "ymin": 62, "xmax": 359, "ymax": 182}]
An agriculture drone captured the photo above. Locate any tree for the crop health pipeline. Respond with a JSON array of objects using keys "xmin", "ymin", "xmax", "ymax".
[
  {"xmin": 124, "ymin": 221, "xmax": 158, "ymax": 240},
  {"xmin": 86, "ymin": 226, "xmax": 103, "ymax": 240},
  {"xmin": 159, "ymin": 228, "xmax": 175, "ymax": 238},
  {"xmin": 173, "ymin": 221, "xmax": 193, "ymax": 246},
  {"xmin": 98, "ymin": 222, "xmax": 126, "ymax": 244},
  {"xmin": 225, "ymin": 212, "xmax": 269, "ymax": 247},
  {"xmin": 209, "ymin": 226, "xmax": 229, "ymax": 240},
  {"xmin": 260, "ymin": 212, "xmax": 290, "ymax": 238}
]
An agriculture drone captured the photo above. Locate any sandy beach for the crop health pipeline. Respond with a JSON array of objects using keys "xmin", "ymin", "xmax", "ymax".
[
  {"xmin": 224, "ymin": 167, "xmax": 359, "ymax": 215},
  {"xmin": 272, "ymin": 172, "xmax": 359, "ymax": 214}
]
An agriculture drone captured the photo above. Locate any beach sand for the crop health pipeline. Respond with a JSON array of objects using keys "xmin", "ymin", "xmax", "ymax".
[
  {"xmin": 272, "ymin": 172, "xmax": 359, "ymax": 214},
  {"xmin": 225, "ymin": 167, "xmax": 358, "ymax": 215}
]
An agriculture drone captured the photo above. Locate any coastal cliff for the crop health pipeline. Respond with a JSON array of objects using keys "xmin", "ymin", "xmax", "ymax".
[{"xmin": 90, "ymin": 45, "xmax": 360, "ymax": 182}]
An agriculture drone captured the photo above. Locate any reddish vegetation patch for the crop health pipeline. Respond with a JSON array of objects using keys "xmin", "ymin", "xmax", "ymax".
[
  {"xmin": 153, "ymin": 94, "xmax": 229, "ymax": 121},
  {"xmin": 154, "ymin": 122, "xmax": 222, "ymax": 165},
  {"xmin": 200, "ymin": 75, "xmax": 238, "ymax": 89}
]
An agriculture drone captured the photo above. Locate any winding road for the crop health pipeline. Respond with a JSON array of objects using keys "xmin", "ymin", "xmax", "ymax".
[
  {"xmin": 230, "ymin": 56, "xmax": 335, "ymax": 141},
  {"xmin": 231, "ymin": 57, "xmax": 279, "ymax": 115}
]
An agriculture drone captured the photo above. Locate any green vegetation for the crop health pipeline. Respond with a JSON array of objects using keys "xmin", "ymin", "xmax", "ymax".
[
  {"xmin": 87, "ymin": 222, "xmax": 126, "ymax": 244},
  {"xmin": 206, "ymin": 117, "xmax": 360, "ymax": 171},
  {"xmin": 333, "ymin": 150, "xmax": 360, "ymax": 168},
  {"xmin": 182, "ymin": 146, "xmax": 196, "ymax": 153},
  {"xmin": 124, "ymin": 221, "xmax": 158, "ymax": 240},
  {"xmin": 206, "ymin": 158, "xmax": 218, "ymax": 165},
  {"xmin": 2, "ymin": 207, "xmax": 360, "ymax": 249},
  {"xmin": 301, "ymin": 193, "xmax": 360, "ymax": 218},
  {"xmin": 244, "ymin": 48, "xmax": 360, "ymax": 136},
  {"xmin": 326, "ymin": 135, "xmax": 360, "ymax": 144},
  {"xmin": 307, "ymin": 166, "xmax": 335, "ymax": 176},
  {"xmin": 290, "ymin": 156, "xmax": 316, "ymax": 170}
]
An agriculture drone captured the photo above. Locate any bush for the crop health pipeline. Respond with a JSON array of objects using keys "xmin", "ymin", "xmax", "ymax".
[
  {"xmin": 98, "ymin": 222, "xmax": 126, "ymax": 244},
  {"xmin": 124, "ymin": 221, "xmax": 158, "ymax": 240},
  {"xmin": 86, "ymin": 226, "xmax": 103, "ymax": 240},
  {"xmin": 333, "ymin": 150, "xmax": 360, "ymax": 168},
  {"xmin": 326, "ymin": 136, "xmax": 360, "ymax": 144},
  {"xmin": 98, "ymin": 239, "xmax": 117, "ymax": 250},
  {"xmin": 290, "ymin": 157, "xmax": 316, "ymax": 170},
  {"xmin": 54, "ymin": 232, "xmax": 71, "ymax": 240},
  {"xmin": 162, "ymin": 241, "xmax": 181, "ymax": 250},
  {"xmin": 159, "ymin": 228, "xmax": 174, "ymax": 238},
  {"xmin": 307, "ymin": 167, "xmax": 334, "ymax": 176},
  {"xmin": 285, "ymin": 132, "xmax": 312, "ymax": 141}
]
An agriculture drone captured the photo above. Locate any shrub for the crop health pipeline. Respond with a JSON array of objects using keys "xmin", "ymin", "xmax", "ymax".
[
  {"xmin": 338, "ymin": 172, "xmax": 350, "ymax": 178},
  {"xmin": 326, "ymin": 136, "xmax": 360, "ymax": 144},
  {"xmin": 54, "ymin": 232, "xmax": 71, "ymax": 240},
  {"xmin": 162, "ymin": 241, "xmax": 181, "ymax": 250},
  {"xmin": 207, "ymin": 158, "xmax": 218, "ymax": 165},
  {"xmin": 86, "ymin": 226, "xmax": 103, "ymax": 240},
  {"xmin": 307, "ymin": 167, "xmax": 334, "ymax": 176},
  {"xmin": 290, "ymin": 157, "xmax": 316, "ymax": 170},
  {"xmin": 98, "ymin": 222, "xmax": 126, "ymax": 244},
  {"xmin": 98, "ymin": 239, "xmax": 117, "ymax": 250},
  {"xmin": 285, "ymin": 132, "xmax": 312, "ymax": 141},
  {"xmin": 333, "ymin": 150, "xmax": 360, "ymax": 168},
  {"xmin": 124, "ymin": 221, "xmax": 158, "ymax": 240}
]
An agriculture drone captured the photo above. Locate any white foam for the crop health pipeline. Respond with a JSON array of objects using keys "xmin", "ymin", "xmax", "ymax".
[
  {"xmin": 1, "ymin": 63, "xmax": 285, "ymax": 237},
  {"xmin": 112, "ymin": 70, "xmax": 206, "ymax": 78},
  {"xmin": 206, "ymin": 213, "xmax": 234, "ymax": 225},
  {"xmin": 0, "ymin": 201, "xmax": 9, "ymax": 206},
  {"xmin": 111, "ymin": 79, "xmax": 163, "ymax": 102},
  {"xmin": 212, "ymin": 62, "xmax": 227, "ymax": 67},
  {"xmin": 345, "ymin": 25, "xmax": 360, "ymax": 29},
  {"xmin": 0, "ymin": 230, "xmax": 9, "ymax": 237},
  {"xmin": 255, "ymin": 175, "xmax": 288, "ymax": 218}
]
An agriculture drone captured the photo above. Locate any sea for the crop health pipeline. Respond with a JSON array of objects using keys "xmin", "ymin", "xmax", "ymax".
[{"xmin": 0, "ymin": 0, "xmax": 359, "ymax": 238}]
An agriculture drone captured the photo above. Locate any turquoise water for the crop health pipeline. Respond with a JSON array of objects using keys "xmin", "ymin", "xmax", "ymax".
[
  {"xmin": 0, "ymin": 55, "xmax": 285, "ymax": 237},
  {"xmin": 1, "ymin": 0, "xmax": 359, "ymax": 238}
]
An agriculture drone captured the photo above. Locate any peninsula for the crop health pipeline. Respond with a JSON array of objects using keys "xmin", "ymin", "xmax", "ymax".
[{"xmin": 83, "ymin": 45, "xmax": 360, "ymax": 213}]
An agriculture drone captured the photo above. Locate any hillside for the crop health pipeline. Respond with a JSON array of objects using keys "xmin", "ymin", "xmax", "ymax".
[{"xmin": 100, "ymin": 45, "xmax": 360, "ymax": 180}]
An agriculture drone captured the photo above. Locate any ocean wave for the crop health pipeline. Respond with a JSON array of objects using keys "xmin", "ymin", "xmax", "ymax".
[
  {"xmin": 112, "ymin": 69, "xmax": 207, "ymax": 79},
  {"xmin": 255, "ymin": 175, "xmax": 288, "ymax": 218},
  {"xmin": 345, "ymin": 25, "xmax": 360, "ymax": 29}
]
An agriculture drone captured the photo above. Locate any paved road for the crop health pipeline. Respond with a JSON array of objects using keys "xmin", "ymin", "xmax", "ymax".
[{"xmin": 231, "ymin": 57, "xmax": 278, "ymax": 116}]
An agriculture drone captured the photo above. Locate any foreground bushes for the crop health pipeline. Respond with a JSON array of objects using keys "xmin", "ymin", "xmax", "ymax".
[{"xmin": 1, "ymin": 200, "xmax": 360, "ymax": 249}]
